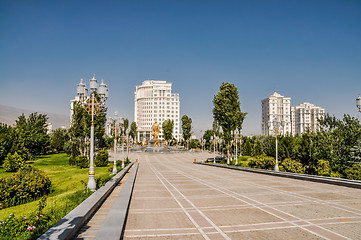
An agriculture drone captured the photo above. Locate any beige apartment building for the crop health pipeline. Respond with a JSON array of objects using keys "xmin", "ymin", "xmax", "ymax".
[
  {"xmin": 291, "ymin": 102, "xmax": 325, "ymax": 135},
  {"xmin": 262, "ymin": 92, "xmax": 324, "ymax": 136},
  {"xmin": 261, "ymin": 92, "xmax": 292, "ymax": 135}
]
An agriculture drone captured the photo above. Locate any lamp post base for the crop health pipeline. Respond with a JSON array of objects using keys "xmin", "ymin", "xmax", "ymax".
[
  {"xmin": 112, "ymin": 162, "xmax": 117, "ymax": 174},
  {"xmin": 274, "ymin": 164, "xmax": 279, "ymax": 172},
  {"xmin": 87, "ymin": 174, "xmax": 96, "ymax": 191}
]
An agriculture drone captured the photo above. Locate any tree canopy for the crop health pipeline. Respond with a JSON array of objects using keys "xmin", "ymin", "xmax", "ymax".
[
  {"xmin": 129, "ymin": 122, "xmax": 137, "ymax": 142},
  {"xmin": 162, "ymin": 119, "xmax": 174, "ymax": 142},
  {"xmin": 212, "ymin": 82, "xmax": 246, "ymax": 144}
]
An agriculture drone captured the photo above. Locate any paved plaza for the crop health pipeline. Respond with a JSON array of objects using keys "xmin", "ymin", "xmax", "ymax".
[{"xmin": 123, "ymin": 151, "xmax": 361, "ymax": 240}]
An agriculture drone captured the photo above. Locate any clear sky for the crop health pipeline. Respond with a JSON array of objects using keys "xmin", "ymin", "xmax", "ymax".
[{"xmin": 1, "ymin": 0, "xmax": 360, "ymax": 136}]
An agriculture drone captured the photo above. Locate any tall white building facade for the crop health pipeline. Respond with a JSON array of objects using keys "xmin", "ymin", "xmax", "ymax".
[
  {"xmin": 261, "ymin": 92, "xmax": 292, "ymax": 135},
  {"xmin": 134, "ymin": 80, "xmax": 180, "ymax": 141},
  {"xmin": 291, "ymin": 102, "xmax": 325, "ymax": 135}
]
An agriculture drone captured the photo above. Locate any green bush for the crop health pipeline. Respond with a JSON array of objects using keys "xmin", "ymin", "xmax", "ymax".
[
  {"xmin": 330, "ymin": 171, "xmax": 342, "ymax": 178},
  {"xmin": 2, "ymin": 152, "xmax": 25, "ymax": 172},
  {"xmin": 316, "ymin": 159, "xmax": 332, "ymax": 176},
  {"xmin": 238, "ymin": 156, "xmax": 250, "ymax": 161},
  {"xmin": 248, "ymin": 155, "xmax": 275, "ymax": 170},
  {"xmin": 0, "ymin": 189, "xmax": 92, "ymax": 239},
  {"xmin": 281, "ymin": 158, "xmax": 305, "ymax": 174},
  {"xmin": 75, "ymin": 155, "xmax": 89, "ymax": 168},
  {"xmin": 95, "ymin": 150, "xmax": 109, "ymax": 167},
  {"xmin": 95, "ymin": 174, "xmax": 114, "ymax": 189},
  {"xmin": 68, "ymin": 155, "xmax": 76, "ymax": 166},
  {"xmin": 345, "ymin": 164, "xmax": 361, "ymax": 180},
  {"xmin": 0, "ymin": 165, "xmax": 51, "ymax": 209},
  {"xmin": 116, "ymin": 159, "xmax": 123, "ymax": 167},
  {"xmin": 124, "ymin": 156, "xmax": 130, "ymax": 165}
]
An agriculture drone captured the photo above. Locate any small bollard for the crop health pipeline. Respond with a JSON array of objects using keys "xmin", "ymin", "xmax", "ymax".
[
  {"xmin": 194, "ymin": 159, "xmax": 196, "ymax": 162},
  {"xmin": 136, "ymin": 159, "xmax": 138, "ymax": 162}
]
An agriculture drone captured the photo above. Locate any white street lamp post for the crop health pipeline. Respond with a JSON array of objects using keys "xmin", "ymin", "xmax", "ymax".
[
  {"xmin": 77, "ymin": 74, "xmax": 108, "ymax": 191},
  {"xmin": 234, "ymin": 130, "xmax": 240, "ymax": 165},
  {"xmin": 112, "ymin": 111, "xmax": 119, "ymax": 174},
  {"xmin": 269, "ymin": 118, "xmax": 285, "ymax": 172},
  {"xmin": 121, "ymin": 133, "xmax": 126, "ymax": 168},
  {"xmin": 211, "ymin": 136, "xmax": 216, "ymax": 164},
  {"xmin": 88, "ymin": 93, "xmax": 96, "ymax": 190}
]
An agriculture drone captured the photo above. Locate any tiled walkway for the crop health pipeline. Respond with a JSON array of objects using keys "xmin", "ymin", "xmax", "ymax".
[
  {"xmin": 124, "ymin": 152, "xmax": 361, "ymax": 240},
  {"xmin": 74, "ymin": 165, "xmax": 133, "ymax": 239}
]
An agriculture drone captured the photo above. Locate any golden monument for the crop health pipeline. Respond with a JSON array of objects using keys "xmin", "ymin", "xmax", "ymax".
[{"xmin": 152, "ymin": 121, "xmax": 161, "ymax": 147}]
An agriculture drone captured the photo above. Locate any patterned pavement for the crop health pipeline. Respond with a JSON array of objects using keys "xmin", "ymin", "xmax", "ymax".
[{"xmin": 123, "ymin": 151, "xmax": 361, "ymax": 240}]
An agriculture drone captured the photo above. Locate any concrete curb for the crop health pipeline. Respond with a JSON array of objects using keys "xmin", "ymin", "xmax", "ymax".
[
  {"xmin": 95, "ymin": 162, "xmax": 139, "ymax": 240},
  {"xmin": 194, "ymin": 162, "xmax": 361, "ymax": 189},
  {"xmin": 39, "ymin": 163, "xmax": 134, "ymax": 240}
]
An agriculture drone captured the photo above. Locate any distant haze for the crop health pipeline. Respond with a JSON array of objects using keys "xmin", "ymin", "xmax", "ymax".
[{"xmin": 0, "ymin": 104, "xmax": 69, "ymax": 129}]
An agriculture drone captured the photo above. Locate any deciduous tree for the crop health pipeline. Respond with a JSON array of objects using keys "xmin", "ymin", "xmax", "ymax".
[
  {"xmin": 162, "ymin": 119, "xmax": 174, "ymax": 143},
  {"xmin": 181, "ymin": 115, "xmax": 192, "ymax": 141},
  {"xmin": 213, "ymin": 82, "xmax": 246, "ymax": 163}
]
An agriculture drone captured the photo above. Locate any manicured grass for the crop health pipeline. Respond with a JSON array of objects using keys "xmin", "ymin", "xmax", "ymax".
[{"xmin": 0, "ymin": 153, "xmax": 112, "ymax": 220}]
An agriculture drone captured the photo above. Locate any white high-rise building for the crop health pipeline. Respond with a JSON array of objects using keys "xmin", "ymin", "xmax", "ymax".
[
  {"xmin": 134, "ymin": 80, "xmax": 180, "ymax": 141},
  {"xmin": 291, "ymin": 102, "xmax": 325, "ymax": 135},
  {"xmin": 261, "ymin": 92, "xmax": 292, "ymax": 135}
]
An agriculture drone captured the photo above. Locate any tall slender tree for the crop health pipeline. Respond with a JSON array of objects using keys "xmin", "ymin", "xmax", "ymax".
[
  {"xmin": 129, "ymin": 122, "xmax": 137, "ymax": 143},
  {"xmin": 162, "ymin": 119, "xmax": 174, "ymax": 143},
  {"xmin": 213, "ymin": 82, "xmax": 247, "ymax": 164},
  {"xmin": 181, "ymin": 115, "xmax": 192, "ymax": 141}
]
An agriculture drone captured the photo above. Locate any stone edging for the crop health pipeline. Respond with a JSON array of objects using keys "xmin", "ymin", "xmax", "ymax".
[
  {"xmin": 95, "ymin": 162, "xmax": 139, "ymax": 239},
  {"xmin": 39, "ymin": 162, "xmax": 134, "ymax": 240},
  {"xmin": 194, "ymin": 162, "xmax": 361, "ymax": 189}
]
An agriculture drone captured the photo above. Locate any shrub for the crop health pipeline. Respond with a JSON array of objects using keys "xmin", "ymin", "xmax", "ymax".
[
  {"xmin": 281, "ymin": 158, "xmax": 305, "ymax": 174},
  {"xmin": 248, "ymin": 155, "xmax": 275, "ymax": 170},
  {"xmin": 124, "ymin": 156, "xmax": 130, "ymax": 165},
  {"xmin": 253, "ymin": 139, "xmax": 264, "ymax": 156},
  {"xmin": 95, "ymin": 150, "xmax": 109, "ymax": 167},
  {"xmin": 0, "ymin": 165, "xmax": 51, "ymax": 209},
  {"xmin": 75, "ymin": 155, "xmax": 89, "ymax": 168},
  {"xmin": 330, "ymin": 171, "xmax": 342, "ymax": 178},
  {"xmin": 0, "ymin": 189, "xmax": 92, "ymax": 240},
  {"xmin": 238, "ymin": 156, "xmax": 250, "ymax": 161},
  {"xmin": 316, "ymin": 159, "xmax": 332, "ymax": 176},
  {"xmin": 68, "ymin": 155, "xmax": 76, "ymax": 166},
  {"xmin": 345, "ymin": 164, "xmax": 361, "ymax": 180},
  {"xmin": 2, "ymin": 152, "xmax": 25, "ymax": 172},
  {"xmin": 95, "ymin": 174, "xmax": 114, "ymax": 189}
]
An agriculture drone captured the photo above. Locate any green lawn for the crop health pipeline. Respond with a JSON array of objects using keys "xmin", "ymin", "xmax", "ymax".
[{"xmin": 0, "ymin": 153, "xmax": 111, "ymax": 219}]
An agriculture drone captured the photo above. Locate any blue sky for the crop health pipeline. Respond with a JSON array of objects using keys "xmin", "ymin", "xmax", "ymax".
[{"xmin": 0, "ymin": 0, "xmax": 360, "ymax": 136}]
